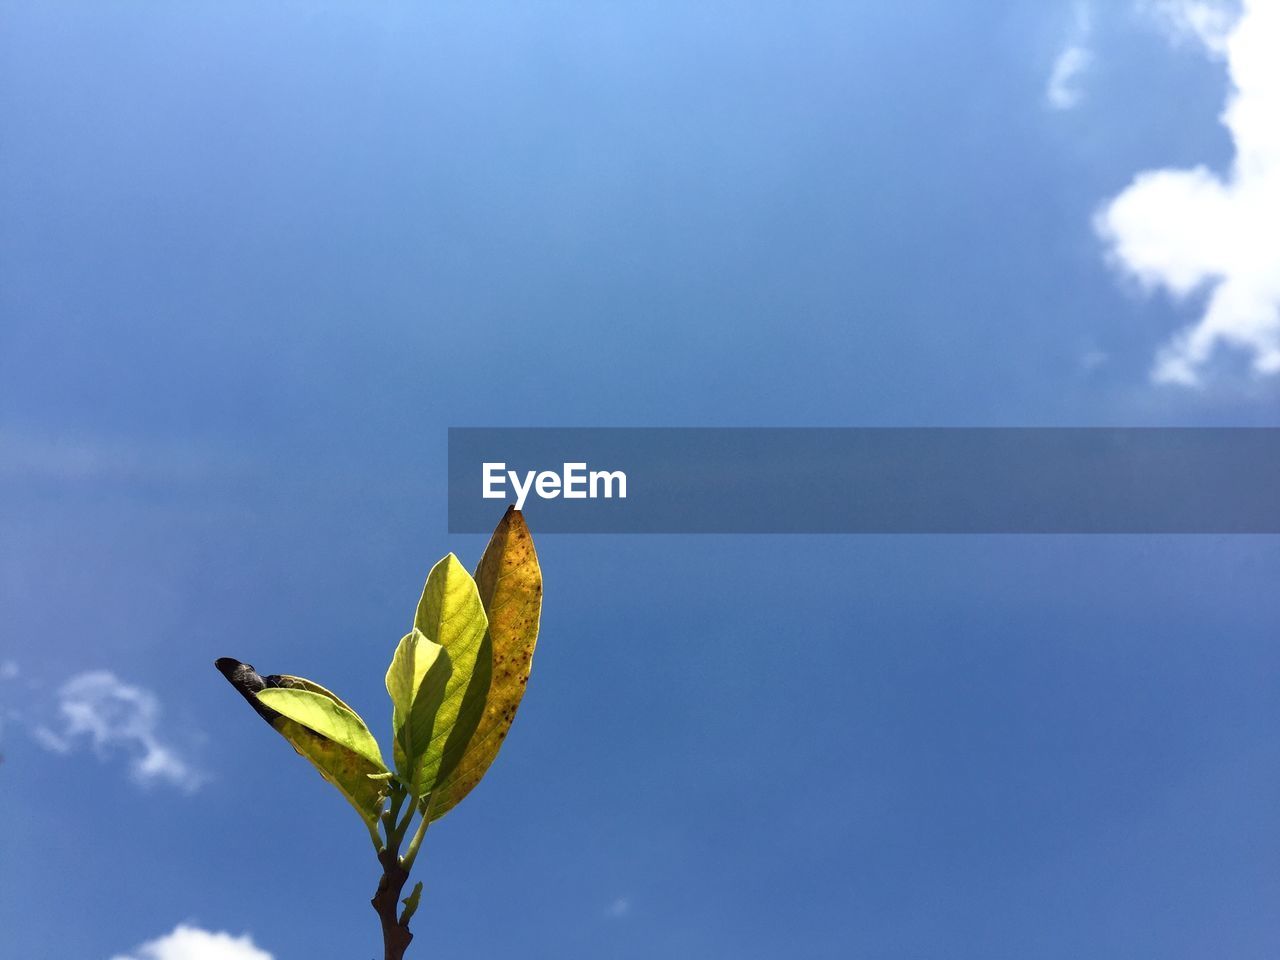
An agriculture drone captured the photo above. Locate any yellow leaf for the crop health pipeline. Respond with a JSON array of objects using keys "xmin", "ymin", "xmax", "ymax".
[{"xmin": 430, "ymin": 507, "xmax": 542, "ymax": 819}]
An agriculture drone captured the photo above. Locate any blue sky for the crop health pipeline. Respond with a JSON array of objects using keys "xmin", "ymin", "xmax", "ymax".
[{"xmin": 2, "ymin": 2, "xmax": 1279, "ymax": 958}]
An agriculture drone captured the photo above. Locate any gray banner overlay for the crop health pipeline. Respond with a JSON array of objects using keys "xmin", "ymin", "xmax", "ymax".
[{"xmin": 448, "ymin": 428, "xmax": 1280, "ymax": 533}]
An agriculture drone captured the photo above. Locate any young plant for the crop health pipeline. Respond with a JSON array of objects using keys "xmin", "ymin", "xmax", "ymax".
[{"xmin": 215, "ymin": 507, "xmax": 542, "ymax": 960}]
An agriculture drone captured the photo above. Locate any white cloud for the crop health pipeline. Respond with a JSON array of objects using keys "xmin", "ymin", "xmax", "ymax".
[
  {"xmin": 0, "ymin": 660, "xmax": 18, "ymax": 680},
  {"xmin": 605, "ymin": 896, "xmax": 632, "ymax": 919},
  {"xmin": 1046, "ymin": 3, "xmax": 1094, "ymax": 110},
  {"xmin": 111, "ymin": 925, "xmax": 272, "ymax": 960},
  {"xmin": 1048, "ymin": 45, "xmax": 1093, "ymax": 110},
  {"xmin": 1096, "ymin": 0, "xmax": 1280, "ymax": 385},
  {"xmin": 1141, "ymin": 0, "xmax": 1238, "ymax": 52},
  {"xmin": 31, "ymin": 724, "xmax": 72, "ymax": 753},
  {"xmin": 36, "ymin": 671, "xmax": 205, "ymax": 792}
]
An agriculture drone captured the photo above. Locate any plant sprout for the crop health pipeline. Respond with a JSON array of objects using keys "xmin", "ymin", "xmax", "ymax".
[{"xmin": 215, "ymin": 507, "xmax": 542, "ymax": 960}]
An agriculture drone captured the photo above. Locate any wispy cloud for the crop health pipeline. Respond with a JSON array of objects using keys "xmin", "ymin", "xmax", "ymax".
[
  {"xmin": 110, "ymin": 924, "xmax": 273, "ymax": 960},
  {"xmin": 34, "ymin": 671, "xmax": 205, "ymax": 793},
  {"xmin": 1096, "ymin": 0, "xmax": 1280, "ymax": 385},
  {"xmin": 0, "ymin": 659, "xmax": 22, "ymax": 743},
  {"xmin": 1046, "ymin": 3, "xmax": 1094, "ymax": 110},
  {"xmin": 605, "ymin": 896, "xmax": 632, "ymax": 919},
  {"xmin": 1140, "ymin": 0, "xmax": 1237, "ymax": 52},
  {"xmin": 0, "ymin": 429, "xmax": 249, "ymax": 485},
  {"xmin": 1080, "ymin": 347, "xmax": 1110, "ymax": 372}
]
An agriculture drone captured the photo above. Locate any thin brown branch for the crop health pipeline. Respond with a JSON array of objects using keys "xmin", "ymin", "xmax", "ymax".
[{"xmin": 371, "ymin": 849, "xmax": 414, "ymax": 960}]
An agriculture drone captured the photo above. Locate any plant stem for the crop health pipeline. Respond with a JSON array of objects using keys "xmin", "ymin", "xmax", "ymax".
[
  {"xmin": 401, "ymin": 797, "xmax": 433, "ymax": 872},
  {"xmin": 372, "ymin": 847, "xmax": 414, "ymax": 960},
  {"xmin": 372, "ymin": 785, "xmax": 422, "ymax": 960},
  {"xmin": 385, "ymin": 786, "xmax": 406, "ymax": 840},
  {"xmin": 393, "ymin": 796, "xmax": 417, "ymax": 845}
]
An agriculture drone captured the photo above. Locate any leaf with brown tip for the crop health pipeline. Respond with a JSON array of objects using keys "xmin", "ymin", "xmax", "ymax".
[{"xmin": 214, "ymin": 659, "xmax": 388, "ymax": 841}]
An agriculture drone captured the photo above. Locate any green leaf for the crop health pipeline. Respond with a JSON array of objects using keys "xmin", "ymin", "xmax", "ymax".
[
  {"xmin": 410, "ymin": 553, "xmax": 490, "ymax": 799},
  {"xmin": 385, "ymin": 628, "xmax": 453, "ymax": 787},
  {"xmin": 213, "ymin": 659, "xmax": 389, "ymax": 839},
  {"xmin": 272, "ymin": 716, "xmax": 388, "ymax": 839},
  {"xmin": 257, "ymin": 687, "xmax": 387, "ymax": 769},
  {"xmin": 429, "ymin": 507, "xmax": 542, "ymax": 820},
  {"xmin": 269, "ymin": 674, "xmax": 359, "ymax": 711}
]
